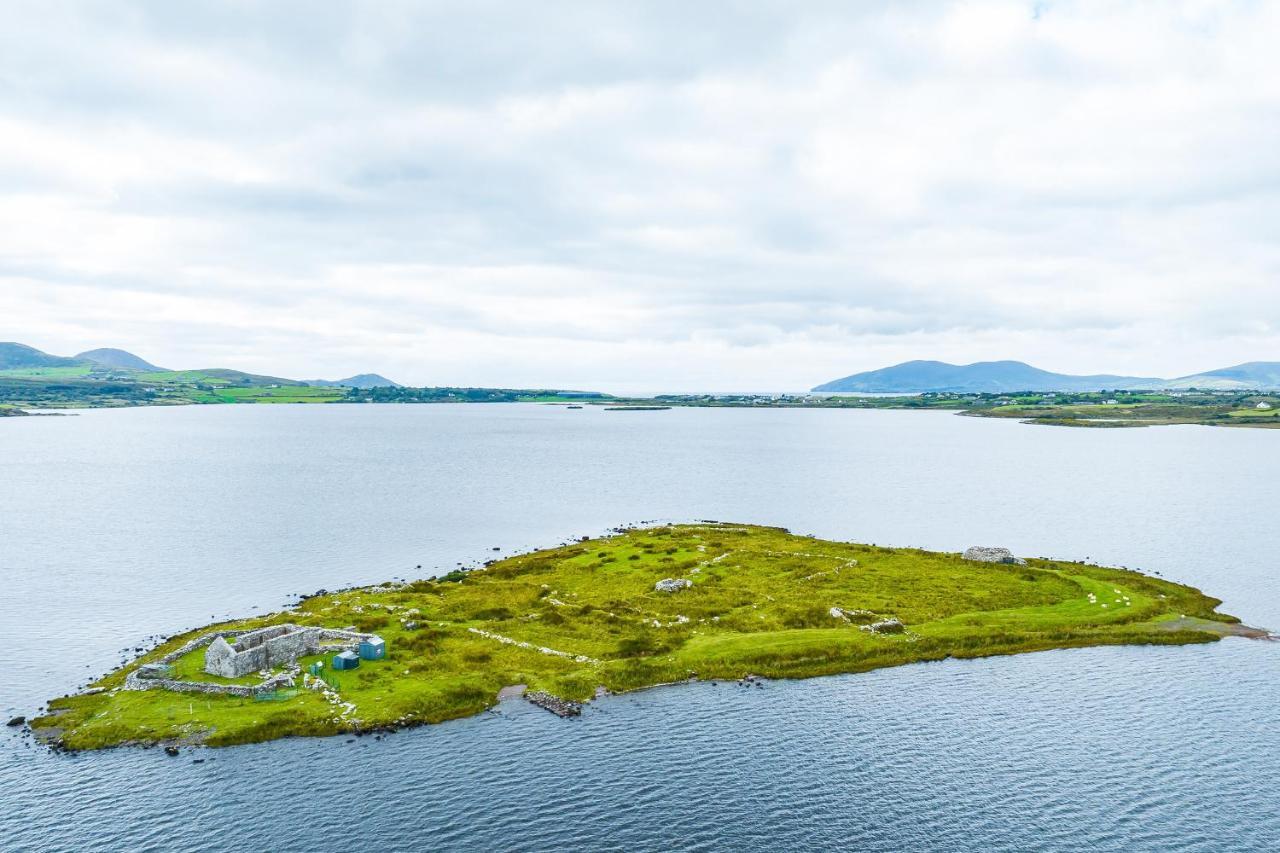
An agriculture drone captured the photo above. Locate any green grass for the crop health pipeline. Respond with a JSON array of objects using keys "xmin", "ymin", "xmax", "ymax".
[
  {"xmin": 33, "ymin": 523, "xmax": 1249, "ymax": 750},
  {"xmin": 0, "ymin": 365, "xmax": 93, "ymax": 378},
  {"xmin": 207, "ymin": 386, "xmax": 345, "ymax": 404},
  {"xmin": 134, "ymin": 370, "xmax": 235, "ymax": 386}
]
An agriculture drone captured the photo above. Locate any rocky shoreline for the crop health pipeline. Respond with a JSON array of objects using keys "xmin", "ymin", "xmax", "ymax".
[{"xmin": 524, "ymin": 691, "xmax": 583, "ymax": 717}]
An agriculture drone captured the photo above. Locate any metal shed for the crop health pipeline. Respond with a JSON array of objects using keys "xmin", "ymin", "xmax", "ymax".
[
  {"xmin": 359, "ymin": 635, "xmax": 386, "ymax": 661},
  {"xmin": 332, "ymin": 650, "xmax": 360, "ymax": 671}
]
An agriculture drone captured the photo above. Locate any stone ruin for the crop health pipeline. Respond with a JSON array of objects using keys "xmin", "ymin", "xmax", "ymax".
[
  {"xmin": 204, "ymin": 624, "xmax": 321, "ymax": 678},
  {"xmin": 122, "ymin": 624, "xmax": 377, "ymax": 697},
  {"xmin": 963, "ymin": 546, "xmax": 1027, "ymax": 566}
]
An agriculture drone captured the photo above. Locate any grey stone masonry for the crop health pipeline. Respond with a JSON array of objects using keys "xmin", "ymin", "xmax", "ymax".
[
  {"xmin": 121, "ymin": 624, "xmax": 379, "ymax": 697},
  {"xmin": 205, "ymin": 624, "xmax": 323, "ymax": 678},
  {"xmin": 202, "ymin": 625, "xmax": 379, "ymax": 678},
  {"xmin": 962, "ymin": 546, "xmax": 1027, "ymax": 566}
]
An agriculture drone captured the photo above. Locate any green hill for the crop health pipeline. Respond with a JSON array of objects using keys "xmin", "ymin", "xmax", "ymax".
[
  {"xmin": 0, "ymin": 342, "xmax": 83, "ymax": 370},
  {"xmin": 74, "ymin": 348, "xmax": 166, "ymax": 371}
]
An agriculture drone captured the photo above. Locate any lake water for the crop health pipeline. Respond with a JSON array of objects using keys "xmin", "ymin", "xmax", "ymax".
[{"xmin": 2, "ymin": 404, "xmax": 1277, "ymax": 851}]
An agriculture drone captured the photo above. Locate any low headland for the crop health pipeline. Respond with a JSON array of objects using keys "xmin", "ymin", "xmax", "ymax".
[{"xmin": 31, "ymin": 523, "xmax": 1262, "ymax": 751}]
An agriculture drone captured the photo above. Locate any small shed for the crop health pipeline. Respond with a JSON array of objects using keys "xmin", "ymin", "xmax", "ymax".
[
  {"xmin": 332, "ymin": 650, "xmax": 360, "ymax": 671},
  {"xmin": 359, "ymin": 635, "xmax": 386, "ymax": 661}
]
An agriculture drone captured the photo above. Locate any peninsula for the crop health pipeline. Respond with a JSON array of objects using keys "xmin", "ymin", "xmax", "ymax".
[{"xmin": 32, "ymin": 523, "xmax": 1257, "ymax": 751}]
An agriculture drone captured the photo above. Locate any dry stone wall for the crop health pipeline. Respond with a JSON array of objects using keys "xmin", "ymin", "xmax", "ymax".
[{"xmin": 123, "ymin": 624, "xmax": 378, "ymax": 695}]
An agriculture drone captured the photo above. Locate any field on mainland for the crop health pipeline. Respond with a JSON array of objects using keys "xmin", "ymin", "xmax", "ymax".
[{"xmin": 33, "ymin": 523, "xmax": 1253, "ymax": 751}]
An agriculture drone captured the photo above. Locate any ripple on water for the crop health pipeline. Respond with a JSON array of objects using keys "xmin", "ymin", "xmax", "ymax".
[
  {"xmin": 3, "ymin": 641, "xmax": 1277, "ymax": 852},
  {"xmin": 3, "ymin": 406, "xmax": 1279, "ymax": 851}
]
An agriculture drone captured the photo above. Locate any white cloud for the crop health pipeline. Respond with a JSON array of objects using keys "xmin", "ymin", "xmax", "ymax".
[{"xmin": 0, "ymin": 0, "xmax": 1278, "ymax": 391}]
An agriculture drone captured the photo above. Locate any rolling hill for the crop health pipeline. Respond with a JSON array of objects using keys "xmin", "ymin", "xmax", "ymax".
[
  {"xmin": 74, "ymin": 348, "xmax": 167, "ymax": 371},
  {"xmin": 307, "ymin": 373, "xmax": 402, "ymax": 389},
  {"xmin": 0, "ymin": 342, "xmax": 83, "ymax": 370},
  {"xmin": 813, "ymin": 360, "xmax": 1161, "ymax": 393},
  {"xmin": 1164, "ymin": 362, "xmax": 1280, "ymax": 390}
]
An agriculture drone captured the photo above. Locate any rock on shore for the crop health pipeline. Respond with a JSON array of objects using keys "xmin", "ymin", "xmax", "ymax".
[{"xmin": 524, "ymin": 691, "xmax": 582, "ymax": 717}]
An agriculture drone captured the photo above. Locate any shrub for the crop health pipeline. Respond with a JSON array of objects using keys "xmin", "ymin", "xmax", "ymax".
[{"xmin": 352, "ymin": 614, "xmax": 390, "ymax": 633}]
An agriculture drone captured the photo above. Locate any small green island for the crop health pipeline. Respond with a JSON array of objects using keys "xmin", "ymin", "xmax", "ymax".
[{"xmin": 33, "ymin": 523, "xmax": 1262, "ymax": 751}]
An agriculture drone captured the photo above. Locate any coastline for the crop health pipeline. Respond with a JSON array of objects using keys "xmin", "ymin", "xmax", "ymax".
[{"xmin": 27, "ymin": 523, "xmax": 1262, "ymax": 753}]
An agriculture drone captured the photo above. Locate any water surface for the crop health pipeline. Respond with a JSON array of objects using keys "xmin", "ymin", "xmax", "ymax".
[{"xmin": 1, "ymin": 404, "xmax": 1276, "ymax": 851}]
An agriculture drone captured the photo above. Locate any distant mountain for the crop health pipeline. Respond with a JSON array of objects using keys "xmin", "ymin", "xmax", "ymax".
[
  {"xmin": 813, "ymin": 360, "xmax": 1162, "ymax": 393},
  {"xmin": 1164, "ymin": 362, "xmax": 1280, "ymax": 390},
  {"xmin": 307, "ymin": 374, "xmax": 402, "ymax": 389},
  {"xmin": 0, "ymin": 342, "xmax": 84, "ymax": 370},
  {"xmin": 75, "ymin": 348, "xmax": 166, "ymax": 371}
]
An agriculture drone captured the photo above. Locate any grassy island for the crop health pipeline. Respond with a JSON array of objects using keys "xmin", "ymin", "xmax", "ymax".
[{"xmin": 34, "ymin": 523, "xmax": 1256, "ymax": 751}]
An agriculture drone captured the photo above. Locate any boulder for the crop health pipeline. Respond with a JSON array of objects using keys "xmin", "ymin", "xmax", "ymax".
[
  {"xmin": 963, "ymin": 546, "xmax": 1027, "ymax": 566},
  {"xmin": 6, "ymin": 716, "xmax": 25, "ymax": 727},
  {"xmin": 136, "ymin": 664, "xmax": 170, "ymax": 680},
  {"xmin": 860, "ymin": 618, "xmax": 906, "ymax": 635},
  {"xmin": 654, "ymin": 578, "xmax": 692, "ymax": 593}
]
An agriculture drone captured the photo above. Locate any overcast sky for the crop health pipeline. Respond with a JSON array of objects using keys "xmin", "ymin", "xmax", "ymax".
[{"xmin": 2, "ymin": 1, "xmax": 1278, "ymax": 392}]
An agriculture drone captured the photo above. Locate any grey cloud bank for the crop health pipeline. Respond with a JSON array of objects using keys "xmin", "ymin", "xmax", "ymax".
[{"xmin": 1, "ymin": 1, "xmax": 1278, "ymax": 393}]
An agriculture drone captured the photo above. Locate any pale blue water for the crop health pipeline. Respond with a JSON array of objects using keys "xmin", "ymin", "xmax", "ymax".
[{"xmin": 1, "ymin": 404, "xmax": 1277, "ymax": 851}]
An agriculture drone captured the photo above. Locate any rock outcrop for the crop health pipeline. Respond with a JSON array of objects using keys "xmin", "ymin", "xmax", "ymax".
[
  {"xmin": 860, "ymin": 618, "xmax": 906, "ymax": 634},
  {"xmin": 963, "ymin": 546, "xmax": 1027, "ymax": 566},
  {"xmin": 654, "ymin": 578, "xmax": 692, "ymax": 593}
]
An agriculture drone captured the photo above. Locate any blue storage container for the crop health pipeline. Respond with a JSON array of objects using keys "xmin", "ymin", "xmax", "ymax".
[{"xmin": 359, "ymin": 635, "xmax": 386, "ymax": 661}]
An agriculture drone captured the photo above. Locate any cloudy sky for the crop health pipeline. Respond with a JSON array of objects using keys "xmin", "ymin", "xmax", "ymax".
[{"xmin": 2, "ymin": 1, "xmax": 1278, "ymax": 392}]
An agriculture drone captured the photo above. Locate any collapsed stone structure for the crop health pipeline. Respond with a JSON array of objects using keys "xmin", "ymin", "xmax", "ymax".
[
  {"xmin": 204, "ymin": 624, "xmax": 378, "ymax": 677},
  {"xmin": 121, "ymin": 623, "xmax": 377, "ymax": 697},
  {"xmin": 962, "ymin": 546, "xmax": 1027, "ymax": 566},
  {"xmin": 204, "ymin": 624, "xmax": 320, "ymax": 678}
]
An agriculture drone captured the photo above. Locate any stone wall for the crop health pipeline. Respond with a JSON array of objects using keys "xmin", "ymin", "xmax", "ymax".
[
  {"xmin": 124, "ymin": 623, "xmax": 378, "ymax": 694},
  {"xmin": 204, "ymin": 624, "xmax": 322, "ymax": 678},
  {"xmin": 264, "ymin": 627, "xmax": 320, "ymax": 664},
  {"xmin": 124, "ymin": 673, "xmax": 258, "ymax": 697},
  {"xmin": 123, "ymin": 669, "xmax": 257, "ymax": 696}
]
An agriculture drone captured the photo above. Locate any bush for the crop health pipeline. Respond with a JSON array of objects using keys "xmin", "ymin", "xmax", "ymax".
[
  {"xmin": 351, "ymin": 614, "xmax": 390, "ymax": 633},
  {"xmin": 470, "ymin": 607, "xmax": 513, "ymax": 621}
]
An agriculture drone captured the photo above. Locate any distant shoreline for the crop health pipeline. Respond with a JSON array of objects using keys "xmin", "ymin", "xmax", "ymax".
[{"xmin": 5, "ymin": 389, "xmax": 1279, "ymax": 430}]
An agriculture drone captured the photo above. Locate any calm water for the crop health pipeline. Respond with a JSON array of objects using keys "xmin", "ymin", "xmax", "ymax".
[{"xmin": 1, "ymin": 404, "xmax": 1277, "ymax": 851}]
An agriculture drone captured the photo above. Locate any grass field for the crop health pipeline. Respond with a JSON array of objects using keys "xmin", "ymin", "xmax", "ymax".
[
  {"xmin": 0, "ymin": 365, "xmax": 93, "ymax": 378},
  {"xmin": 206, "ymin": 386, "xmax": 346, "ymax": 403},
  {"xmin": 33, "ymin": 523, "xmax": 1252, "ymax": 751}
]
